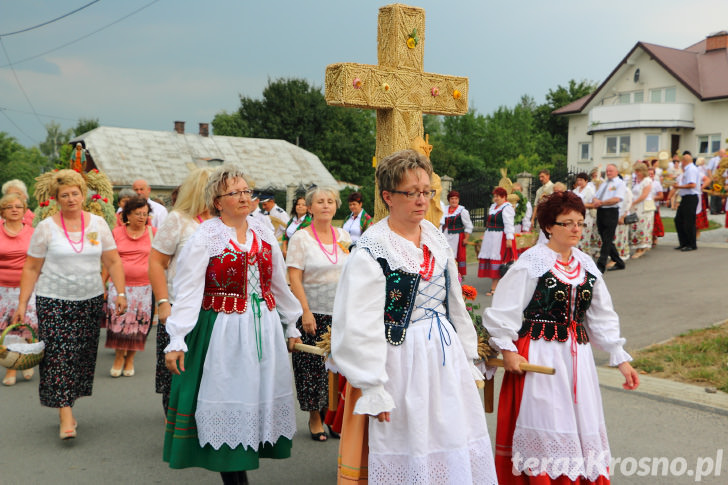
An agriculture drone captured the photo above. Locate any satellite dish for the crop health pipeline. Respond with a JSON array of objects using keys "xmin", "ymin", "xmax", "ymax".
[{"xmin": 633, "ymin": 68, "xmax": 640, "ymax": 83}]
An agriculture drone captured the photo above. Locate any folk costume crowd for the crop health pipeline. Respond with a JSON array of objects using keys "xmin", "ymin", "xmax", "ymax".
[{"xmin": 1, "ymin": 153, "xmax": 653, "ymax": 485}]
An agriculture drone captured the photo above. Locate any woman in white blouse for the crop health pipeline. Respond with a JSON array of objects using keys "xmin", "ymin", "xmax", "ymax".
[
  {"xmin": 484, "ymin": 190, "xmax": 638, "ymax": 483},
  {"xmin": 331, "ymin": 149, "xmax": 496, "ymax": 484},
  {"xmin": 573, "ymin": 172, "xmax": 596, "ymax": 254},
  {"xmin": 629, "ymin": 162, "xmax": 655, "ymax": 259},
  {"xmin": 281, "ymin": 196, "xmax": 310, "ymax": 258},
  {"xmin": 286, "ymin": 186, "xmax": 350, "ymax": 442},
  {"xmin": 148, "ymin": 167, "xmax": 212, "ymax": 414},
  {"xmin": 477, "ymin": 187, "xmax": 515, "ymax": 295},
  {"xmin": 341, "ymin": 191, "xmax": 372, "ymax": 245},
  {"xmin": 12, "ymin": 169, "xmax": 127, "ymax": 441},
  {"xmin": 163, "ymin": 165, "xmax": 302, "ymax": 483}
]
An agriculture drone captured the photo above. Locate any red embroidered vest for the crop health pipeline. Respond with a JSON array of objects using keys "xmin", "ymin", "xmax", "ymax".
[{"xmin": 202, "ymin": 238, "xmax": 276, "ymax": 313}]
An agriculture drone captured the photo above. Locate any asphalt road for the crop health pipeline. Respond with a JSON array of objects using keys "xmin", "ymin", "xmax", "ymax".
[{"xmin": 2, "ymin": 237, "xmax": 727, "ymax": 484}]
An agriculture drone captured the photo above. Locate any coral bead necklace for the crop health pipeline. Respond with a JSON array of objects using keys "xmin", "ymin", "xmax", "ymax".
[{"xmin": 60, "ymin": 212, "xmax": 85, "ymax": 253}]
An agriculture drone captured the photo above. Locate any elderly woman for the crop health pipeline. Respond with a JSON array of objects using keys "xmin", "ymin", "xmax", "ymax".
[
  {"xmin": 286, "ymin": 186, "xmax": 351, "ymax": 441},
  {"xmin": 103, "ymin": 196, "xmax": 156, "ymax": 377},
  {"xmin": 484, "ymin": 191, "xmax": 639, "ymax": 483},
  {"xmin": 440, "ymin": 190, "xmax": 473, "ymax": 276},
  {"xmin": 573, "ymin": 172, "xmax": 596, "ymax": 254},
  {"xmin": 12, "ymin": 169, "xmax": 127, "ymax": 440},
  {"xmin": 2, "ymin": 179, "xmax": 34, "ymax": 226},
  {"xmin": 342, "ymin": 191, "xmax": 372, "ymax": 245},
  {"xmin": 115, "ymin": 188, "xmax": 137, "ymax": 227},
  {"xmin": 649, "ymin": 167, "xmax": 665, "ymax": 246},
  {"xmin": 281, "ymin": 196, "xmax": 310, "ymax": 258},
  {"xmin": 332, "ymin": 149, "xmax": 496, "ymax": 484},
  {"xmin": 0, "ymin": 193, "xmax": 37, "ymax": 385},
  {"xmin": 163, "ymin": 165, "xmax": 302, "ymax": 484},
  {"xmin": 629, "ymin": 162, "xmax": 655, "ymax": 259},
  {"xmin": 478, "ymin": 187, "xmax": 515, "ymax": 296},
  {"xmin": 149, "ymin": 167, "xmax": 212, "ymax": 414}
]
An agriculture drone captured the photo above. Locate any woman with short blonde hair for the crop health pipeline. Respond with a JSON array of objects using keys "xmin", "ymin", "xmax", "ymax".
[{"xmin": 2, "ymin": 179, "xmax": 34, "ymax": 225}]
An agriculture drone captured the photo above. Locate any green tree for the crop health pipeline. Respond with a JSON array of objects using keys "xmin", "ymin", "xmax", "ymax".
[
  {"xmin": 73, "ymin": 117, "xmax": 100, "ymax": 137},
  {"xmin": 39, "ymin": 121, "xmax": 72, "ymax": 168},
  {"xmin": 0, "ymin": 132, "xmax": 47, "ymax": 206}
]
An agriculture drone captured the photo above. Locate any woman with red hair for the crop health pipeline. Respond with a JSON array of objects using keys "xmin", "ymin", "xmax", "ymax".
[
  {"xmin": 440, "ymin": 190, "xmax": 473, "ymax": 276},
  {"xmin": 477, "ymin": 187, "xmax": 515, "ymax": 295}
]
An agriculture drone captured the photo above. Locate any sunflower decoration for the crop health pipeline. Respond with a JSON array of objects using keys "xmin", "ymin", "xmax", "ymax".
[{"xmin": 406, "ymin": 28, "xmax": 418, "ymax": 49}]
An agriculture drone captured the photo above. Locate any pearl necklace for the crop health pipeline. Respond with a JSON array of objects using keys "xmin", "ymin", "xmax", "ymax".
[{"xmin": 2, "ymin": 222, "xmax": 22, "ymax": 237}]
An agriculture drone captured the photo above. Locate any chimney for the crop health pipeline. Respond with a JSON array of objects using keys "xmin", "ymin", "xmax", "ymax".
[
  {"xmin": 199, "ymin": 123, "xmax": 209, "ymax": 137},
  {"xmin": 706, "ymin": 31, "xmax": 728, "ymax": 52},
  {"xmin": 174, "ymin": 121, "xmax": 185, "ymax": 134}
]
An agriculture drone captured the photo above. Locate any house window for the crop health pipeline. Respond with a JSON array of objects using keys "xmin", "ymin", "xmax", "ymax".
[
  {"xmin": 646, "ymin": 134, "xmax": 660, "ymax": 153},
  {"xmin": 606, "ymin": 135, "xmax": 630, "ymax": 155},
  {"xmin": 618, "ymin": 93, "xmax": 630, "ymax": 104},
  {"xmin": 579, "ymin": 142, "xmax": 591, "ymax": 161},
  {"xmin": 649, "ymin": 87, "xmax": 677, "ymax": 103},
  {"xmin": 617, "ymin": 90, "xmax": 643, "ymax": 104},
  {"xmin": 633, "ymin": 91, "xmax": 644, "ymax": 103},
  {"xmin": 698, "ymin": 134, "xmax": 721, "ymax": 154}
]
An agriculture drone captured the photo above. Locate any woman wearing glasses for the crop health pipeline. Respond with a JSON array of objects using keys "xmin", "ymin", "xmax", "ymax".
[
  {"xmin": 483, "ymin": 191, "xmax": 639, "ymax": 484},
  {"xmin": 477, "ymin": 187, "xmax": 515, "ymax": 296},
  {"xmin": 163, "ymin": 165, "xmax": 302, "ymax": 484},
  {"xmin": 332, "ymin": 149, "xmax": 497, "ymax": 484}
]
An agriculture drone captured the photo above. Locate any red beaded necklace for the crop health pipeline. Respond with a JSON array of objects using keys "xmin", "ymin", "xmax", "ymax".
[
  {"xmin": 419, "ymin": 244, "xmax": 435, "ymax": 280},
  {"xmin": 555, "ymin": 255, "xmax": 580, "ymax": 278},
  {"xmin": 60, "ymin": 212, "xmax": 85, "ymax": 253}
]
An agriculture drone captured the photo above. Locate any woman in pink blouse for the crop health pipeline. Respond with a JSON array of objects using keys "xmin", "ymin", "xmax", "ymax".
[
  {"xmin": 103, "ymin": 196, "xmax": 156, "ymax": 377},
  {"xmin": 0, "ymin": 193, "xmax": 37, "ymax": 385},
  {"xmin": 1, "ymin": 179, "xmax": 35, "ymax": 226}
]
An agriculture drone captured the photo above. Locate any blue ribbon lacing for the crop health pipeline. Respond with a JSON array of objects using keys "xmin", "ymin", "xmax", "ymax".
[{"xmin": 412, "ymin": 272, "xmax": 451, "ymax": 366}]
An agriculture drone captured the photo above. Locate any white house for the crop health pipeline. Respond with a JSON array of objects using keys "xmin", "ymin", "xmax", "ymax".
[{"xmin": 555, "ymin": 31, "xmax": 728, "ymax": 171}]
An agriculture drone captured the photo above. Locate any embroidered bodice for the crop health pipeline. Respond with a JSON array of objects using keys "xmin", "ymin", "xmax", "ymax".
[{"xmin": 485, "ymin": 204, "xmax": 506, "ymax": 232}]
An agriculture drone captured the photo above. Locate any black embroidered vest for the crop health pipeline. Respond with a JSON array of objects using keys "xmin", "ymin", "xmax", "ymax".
[
  {"xmin": 376, "ymin": 257, "xmax": 450, "ymax": 346},
  {"xmin": 518, "ymin": 270, "xmax": 596, "ymax": 344},
  {"xmin": 485, "ymin": 207, "xmax": 505, "ymax": 232},
  {"xmin": 442, "ymin": 212, "xmax": 465, "ymax": 234}
]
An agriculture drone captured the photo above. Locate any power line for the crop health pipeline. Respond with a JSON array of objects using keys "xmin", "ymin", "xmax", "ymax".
[
  {"xmin": 0, "ymin": 1, "xmax": 102, "ymax": 37},
  {"xmin": 0, "ymin": 37, "xmax": 46, "ymax": 130},
  {"xmin": 0, "ymin": 108, "xmax": 40, "ymax": 144},
  {"xmin": 0, "ymin": 0, "xmax": 162, "ymax": 68},
  {"xmin": 0, "ymin": 106, "xmax": 83, "ymax": 122}
]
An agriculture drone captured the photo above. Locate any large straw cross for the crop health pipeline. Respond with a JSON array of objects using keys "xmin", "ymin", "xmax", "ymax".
[{"xmin": 325, "ymin": 3, "xmax": 468, "ymax": 219}]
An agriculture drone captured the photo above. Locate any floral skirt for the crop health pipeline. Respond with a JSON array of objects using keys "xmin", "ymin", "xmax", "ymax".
[
  {"xmin": 578, "ymin": 216, "xmax": 595, "ymax": 254},
  {"xmin": 292, "ymin": 313, "xmax": 331, "ymax": 412},
  {"xmin": 104, "ymin": 285, "xmax": 152, "ymax": 351},
  {"xmin": 629, "ymin": 211, "xmax": 654, "ymax": 250},
  {"xmin": 36, "ymin": 295, "xmax": 104, "ymax": 408},
  {"xmin": 0, "ymin": 286, "xmax": 38, "ymax": 339}
]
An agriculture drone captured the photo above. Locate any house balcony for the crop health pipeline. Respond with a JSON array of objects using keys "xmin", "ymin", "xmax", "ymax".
[{"xmin": 587, "ymin": 103, "xmax": 694, "ymax": 133}]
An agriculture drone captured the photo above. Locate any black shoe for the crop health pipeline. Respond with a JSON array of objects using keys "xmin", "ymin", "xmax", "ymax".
[
  {"xmin": 326, "ymin": 423, "xmax": 340, "ymax": 439},
  {"xmin": 681, "ymin": 247, "xmax": 697, "ymax": 251},
  {"xmin": 674, "ymin": 246, "xmax": 685, "ymax": 250},
  {"xmin": 608, "ymin": 263, "xmax": 626, "ymax": 271}
]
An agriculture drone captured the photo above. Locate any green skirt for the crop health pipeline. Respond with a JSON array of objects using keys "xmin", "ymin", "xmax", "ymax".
[{"xmin": 163, "ymin": 309, "xmax": 292, "ymax": 471}]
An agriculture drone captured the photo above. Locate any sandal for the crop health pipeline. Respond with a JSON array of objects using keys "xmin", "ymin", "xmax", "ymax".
[
  {"xmin": 485, "ymin": 290, "xmax": 495, "ymax": 297},
  {"xmin": 309, "ymin": 422, "xmax": 328, "ymax": 442},
  {"xmin": 22, "ymin": 368, "xmax": 34, "ymax": 380},
  {"xmin": 326, "ymin": 423, "xmax": 340, "ymax": 439}
]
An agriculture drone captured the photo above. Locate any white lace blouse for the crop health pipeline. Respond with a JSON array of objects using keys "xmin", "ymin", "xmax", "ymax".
[
  {"xmin": 27, "ymin": 213, "xmax": 116, "ymax": 301},
  {"xmin": 151, "ymin": 211, "xmax": 200, "ymax": 304},
  {"xmin": 285, "ymin": 227, "xmax": 351, "ymax": 315}
]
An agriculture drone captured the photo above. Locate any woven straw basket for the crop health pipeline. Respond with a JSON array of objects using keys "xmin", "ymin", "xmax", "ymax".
[
  {"xmin": 515, "ymin": 232, "xmax": 538, "ymax": 250},
  {"xmin": 0, "ymin": 323, "xmax": 45, "ymax": 371}
]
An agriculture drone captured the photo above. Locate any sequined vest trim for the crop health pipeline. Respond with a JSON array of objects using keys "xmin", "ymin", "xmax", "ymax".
[
  {"xmin": 485, "ymin": 206, "xmax": 505, "ymax": 232},
  {"xmin": 202, "ymin": 239, "xmax": 276, "ymax": 314},
  {"xmin": 442, "ymin": 213, "xmax": 465, "ymax": 234},
  {"xmin": 376, "ymin": 257, "xmax": 450, "ymax": 346},
  {"xmin": 518, "ymin": 270, "xmax": 596, "ymax": 343}
]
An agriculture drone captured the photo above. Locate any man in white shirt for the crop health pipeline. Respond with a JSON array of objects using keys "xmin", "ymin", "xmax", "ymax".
[
  {"xmin": 592, "ymin": 164, "xmax": 626, "ymax": 273},
  {"xmin": 260, "ymin": 193, "xmax": 290, "ymax": 239},
  {"xmin": 132, "ymin": 179, "xmax": 168, "ymax": 228},
  {"xmin": 673, "ymin": 152, "xmax": 700, "ymax": 251},
  {"xmin": 248, "ymin": 191, "xmax": 275, "ymax": 233}
]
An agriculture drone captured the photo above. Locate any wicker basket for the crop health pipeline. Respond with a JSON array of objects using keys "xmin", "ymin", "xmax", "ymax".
[
  {"xmin": 0, "ymin": 323, "xmax": 45, "ymax": 371},
  {"xmin": 515, "ymin": 232, "xmax": 538, "ymax": 250}
]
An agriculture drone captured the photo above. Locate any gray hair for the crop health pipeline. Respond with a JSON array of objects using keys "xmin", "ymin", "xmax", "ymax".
[
  {"xmin": 118, "ymin": 188, "xmax": 136, "ymax": 201},
  {"xmin": 2, "ymin": 179, "xmax": 29, "ymax": 200},
  {"xmin": 304, "ymin": 186, "xmax": 341, "ymax": 210},
  {"xmin": 205, "ymin": 164, "xmax": 249, "ymax": 216},
  {"xmin": 375, "ymin": 149, "xmax": 433, "ymax": 207}
]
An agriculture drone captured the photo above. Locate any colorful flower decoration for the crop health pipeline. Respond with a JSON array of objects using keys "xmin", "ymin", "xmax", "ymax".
[
  {"xmin": 86, "ymin": 232, "xmax": 99, "ymax": 245},
  {"xmin": 381, "ymin": 82, "xmax": 390, "ymax": 92},
  {"xmin": 453, "ymin": 89, "xmax": 462, "ymax": 100},
  {"xmin": 352, "ymin": 78, "xmax": 362, "ymax": 89},
  {"xmin": 337, "ymin": 241, "xmax": 351, "ymax": 254},
  {"xmin": 430, "ymin": 86, "xmax": 439, "ymax": 97},
  {"xmin": 462, "ymin": 284, "xmax": 477, "ymax": 301},
  {"xmin": 407, "ymin": 28, "xmax": 418, "ymax": 49},
  {"xmin": 713, "ymin": 183, "xmax": 723, "ymax": 192},
  {"xmin": 91, "ymin": 194, "xmax": 102, "ymax": 201}
]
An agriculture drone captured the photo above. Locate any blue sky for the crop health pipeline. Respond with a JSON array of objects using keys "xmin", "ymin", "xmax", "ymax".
[{"xmin": 1, "ymin": 0, "xmax": 727, "ymax": 147}]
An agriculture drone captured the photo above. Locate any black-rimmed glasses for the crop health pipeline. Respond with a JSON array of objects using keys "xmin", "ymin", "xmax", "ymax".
[
  {"xmin": 217, "ymin": 189, "xmax": 253, "ymax": 200},
  {"xmin": 390, "ymin": 189, "xmax": 436, "ymax": 200}
]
